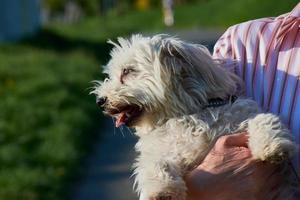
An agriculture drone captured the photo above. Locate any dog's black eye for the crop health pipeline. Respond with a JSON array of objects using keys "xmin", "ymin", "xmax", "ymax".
[
  {"xmin": 120, "ymin": 68, "xmax": 134, "ymax": 84},
  {"xmin": 122, "ymin": 68, "xmax": 133, "ymax": 76}
]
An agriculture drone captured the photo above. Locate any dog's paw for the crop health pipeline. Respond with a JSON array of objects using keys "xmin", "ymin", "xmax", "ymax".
[
  {"xmin": 149, "ymin": 192, "xmax": 185, "ymax": 200},
  {"xmin": 247, "ymin": 113, "xmax": 297, "ymax": 164},
  {"xmin": 252, "ymin": 137, "xmax": 297, "ymax": 164},
  {"xmin": 262, "ymin": 142, "xmax": 295, "ymax": 164},
  {"xmin": 267, "ymin": 152, "xmax": 288, "ymax": 164}
]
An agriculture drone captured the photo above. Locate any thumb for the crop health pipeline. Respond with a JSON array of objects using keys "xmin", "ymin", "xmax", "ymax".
[{"xmin": 223, "ymin": 132, "xmax": 249, "ymax": 148}]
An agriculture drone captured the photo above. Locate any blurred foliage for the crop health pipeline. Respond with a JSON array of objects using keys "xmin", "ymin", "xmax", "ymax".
[
  {"xmin": 76, "ymin": 0, "xmax": 100, "ymax": 15},
  {"xmin": 44, "ymin": 0, "xmax": 100, "ymax": 15},
  {"xmin": 173, "ymin": 0, "xmax": 299, "ymax": 28},
  {"xmin": 49, "ymin": 0, "xmax": 299, "ymax": 39},
  {"xmin": 43, "ymin": 0, "xmax": 199, "ymax": 16},
  {"xmin": 0, "ymin": 29, "xmax": 110, "ymax": 199},
  {"xmin": 44, "ymin": 0, "xmax": 67, "ymax": 13},
  {"xmin": 43, "ymin": 0, "xmax": 298, "ymax": 19}
]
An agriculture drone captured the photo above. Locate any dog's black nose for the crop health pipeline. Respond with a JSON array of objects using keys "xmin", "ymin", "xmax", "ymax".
[{"xmin": 96, "ymin": 97, "xmax": 107, "ymax": 107}]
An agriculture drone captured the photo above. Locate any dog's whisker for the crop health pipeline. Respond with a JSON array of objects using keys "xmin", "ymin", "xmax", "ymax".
[
  {"xmin": 119, "ymin": 126, "xmax": 125, "ymax": 138},
  {"xmin": 111, "ymin": 117, "xmax": 116, "ymax": 135},
  {"xmin": 126, "ymin": 126, "xmax": 134, "ymax": 135}
]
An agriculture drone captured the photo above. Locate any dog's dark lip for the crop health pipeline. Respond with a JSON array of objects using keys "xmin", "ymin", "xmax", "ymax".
[{"xmin": 104, "ymin": 104, "xmax": 143, "ymax": 127}]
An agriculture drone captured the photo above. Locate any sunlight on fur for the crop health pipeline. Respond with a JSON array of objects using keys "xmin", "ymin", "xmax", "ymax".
[{"xmin": 92, "ymin": 34, "xmax": 299, "ymax": 200}]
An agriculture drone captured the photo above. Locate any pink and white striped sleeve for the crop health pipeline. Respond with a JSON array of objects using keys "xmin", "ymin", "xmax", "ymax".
[
  {"xmin": 213, "ymin": 4, "xmax": 300, "ymax": 174},
  {"xmin": 213, "ymin": 26, "xmax": 234, "ymax": 60}
]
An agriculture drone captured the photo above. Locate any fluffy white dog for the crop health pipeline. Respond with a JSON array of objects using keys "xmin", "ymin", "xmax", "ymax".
[{"xmin": 92, "ymin": 34, "xmax": 298, "ymax": 200}]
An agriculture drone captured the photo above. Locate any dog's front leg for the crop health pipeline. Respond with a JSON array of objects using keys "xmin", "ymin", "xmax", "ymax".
[{"xmin": 134, "ymin": 158, "xmax": 187, "ymax": 200}]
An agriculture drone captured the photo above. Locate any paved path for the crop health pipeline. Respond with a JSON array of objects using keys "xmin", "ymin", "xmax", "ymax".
[
  {"xmin": 147, "ymin": 28, "xmax": 224, "ymax": 51},
  {"xmin": 70, "ymin": 28, "xmax": 223, "ymax": 200},
  {"xmin": 71, "ymin": 119, "xmax": 138, "ymax": 200}
]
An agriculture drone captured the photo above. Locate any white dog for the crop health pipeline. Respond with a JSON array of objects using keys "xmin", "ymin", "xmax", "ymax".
[{"xmin": 92, "ymin": 34, "xmax": 298, "ymax": 200}]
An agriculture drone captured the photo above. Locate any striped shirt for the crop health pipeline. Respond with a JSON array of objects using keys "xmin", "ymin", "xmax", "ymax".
[{"xmin": 213, "ymin": 3, "xmax": 300, "ymax": 174}]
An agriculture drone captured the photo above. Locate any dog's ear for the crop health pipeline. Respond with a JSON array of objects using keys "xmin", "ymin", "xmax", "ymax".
[{"xmin": 154, "ymin": 35, "xmax": 240, "ymax": 108}]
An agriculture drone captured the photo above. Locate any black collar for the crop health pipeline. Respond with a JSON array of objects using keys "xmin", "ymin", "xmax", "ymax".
[{"xmin": 203, "ymin": 95, "xmax": 238, "ymax": 109}]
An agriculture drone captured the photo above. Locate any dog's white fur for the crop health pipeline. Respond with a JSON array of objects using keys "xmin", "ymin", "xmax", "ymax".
[{"xmin": 92, "ymin": 35, "xmax": 298, "ymax": 200}]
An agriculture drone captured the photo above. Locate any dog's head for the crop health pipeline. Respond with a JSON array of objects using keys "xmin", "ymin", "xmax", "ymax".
[{"xmin": 92, "ymin": 34, "xmax": 239, "ymax": 129}]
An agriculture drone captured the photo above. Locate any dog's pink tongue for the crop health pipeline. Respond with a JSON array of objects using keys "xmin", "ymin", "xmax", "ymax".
[{"xmin": 116, "ymin": 112, "xmax": 126, "ymax": 127}]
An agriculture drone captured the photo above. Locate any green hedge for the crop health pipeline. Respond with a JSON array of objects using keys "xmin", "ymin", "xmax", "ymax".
[{"xmin": 0, "ymin": 34, "xmax": 105, "ymax": 199}]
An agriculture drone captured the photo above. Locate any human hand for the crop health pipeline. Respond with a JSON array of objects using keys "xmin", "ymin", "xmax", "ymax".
[{"xmin": 185, "ymin": 132, "xmax": 282, "ymax": 200}]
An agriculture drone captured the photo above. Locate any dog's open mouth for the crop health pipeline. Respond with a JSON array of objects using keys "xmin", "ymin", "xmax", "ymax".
[{"xmin": 104, "ymin": 104, "xmax": 143, "ymax": 127}]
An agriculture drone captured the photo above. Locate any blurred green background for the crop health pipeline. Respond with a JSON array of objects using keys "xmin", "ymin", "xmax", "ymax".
[{"xmin": 0, "ymin": 0, "xmax": 298, "ymax": 199}]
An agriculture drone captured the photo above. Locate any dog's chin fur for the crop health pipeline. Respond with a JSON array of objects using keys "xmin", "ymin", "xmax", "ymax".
[{"xmin": 92, "ymin": 34, "xmax": 299, "ymax": 200}]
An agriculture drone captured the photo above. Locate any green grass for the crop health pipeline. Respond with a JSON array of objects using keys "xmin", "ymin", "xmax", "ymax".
[
  {"xmin": 50, "ymin": 0, "xmax": 299, "ymax": 41},
  {"xmin": 175, "ymin": 0, "xmax": 299, "ymax": 28},
  {"xmin": 0, "ymin": 0, "xmax": 299, "ymax": 199}
]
